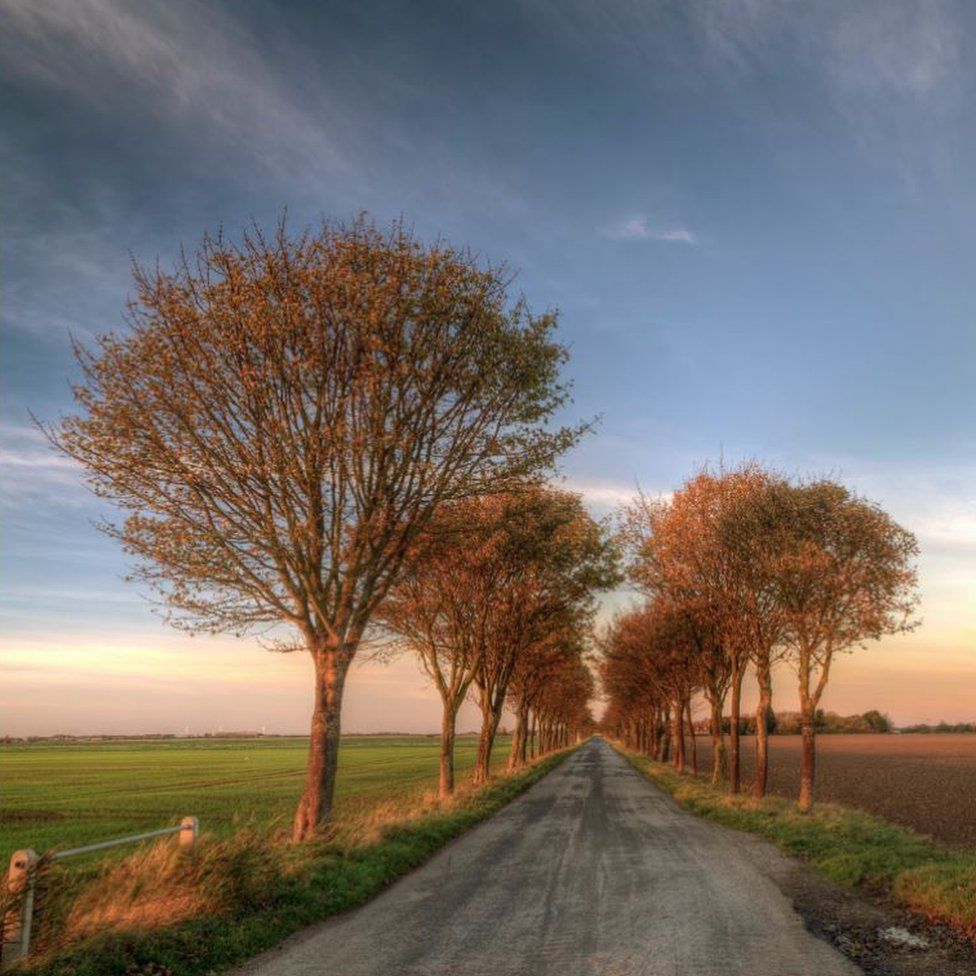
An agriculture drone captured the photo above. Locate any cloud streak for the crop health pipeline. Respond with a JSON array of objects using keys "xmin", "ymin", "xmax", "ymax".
[
  {"xmin": 0, "ymin": 0, "xmax": 356, "ymax": 188},
  {"xmin": 601, "ymin": 215, "xmax": 697, "ymax": 244},
  {"xmin": 0, "ymin": 422, "xmax": 90, "ymax": 510}
]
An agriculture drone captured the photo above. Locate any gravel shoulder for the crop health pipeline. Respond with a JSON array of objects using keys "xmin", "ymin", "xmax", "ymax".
[{"xmin": 757, "ymin": 842, "xmax": 976, "ymax": 976}]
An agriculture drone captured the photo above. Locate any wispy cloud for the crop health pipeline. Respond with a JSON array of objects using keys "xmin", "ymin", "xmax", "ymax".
[
  {"xmin": 536, "ymin": 0, "xmax": 964, "ymax": 178},
  {"xmin": 562, "ymin": 479, "xmax": 635, "ymax": 508},
  {"xmin": 560, "ymin": 477, "xmax": 673, "ymax": 515},
  {"xmin": 0, "ymin": 0, "xmax": 355, "ymax": 187},
  {"xmin": 601, "ymin": 215, "xmax": 697, "ymax": 244},
  {"xmin": 0, "ymin": 422, "xmax": 89, "ymax": 509},
  {"xmin": 669, "ymin": 0, "xmax": 961, "ymax": 106},
  {"xmin": 824, "ymin": 3, "xmax": 959, "ymax": 100}
]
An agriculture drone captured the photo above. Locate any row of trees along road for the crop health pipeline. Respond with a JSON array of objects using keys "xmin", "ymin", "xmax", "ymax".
[
  {"xmin": 601, "ymin": 465, "xmax": 919, "ymax": 811},
  {"xmin": 50, "ymin": 217, "xmax": 600, "ymax": 842},
  {"xmin": 377, "ymin": 488, "xmax": 618, "ymax": 797}
]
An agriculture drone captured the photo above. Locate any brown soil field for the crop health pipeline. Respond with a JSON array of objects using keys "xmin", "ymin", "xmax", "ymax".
[{"xmin": 692, "ymin": 733, "xmax": 976, "ymax": 848}]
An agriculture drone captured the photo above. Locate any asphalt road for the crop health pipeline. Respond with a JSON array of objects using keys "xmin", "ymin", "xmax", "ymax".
[{"xmin": 230, "ymin": 738, "xmax": 860, "ymax": 976}]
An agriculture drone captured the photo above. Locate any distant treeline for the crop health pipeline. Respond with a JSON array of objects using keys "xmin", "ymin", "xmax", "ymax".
[
  {"xmin": 773, "ymin": 709, "xmax": 894, "ymax": 734},
  {"xmin": 689, "ymin": 710, "xmax": 976, "ymax": 735},
  {"xmin": 694, "ymin": 709, "xmax": 893, "ymax": 735},
  {"xmin": 898, "ymin": 721, "xmax": 976, "ymax": 734}
]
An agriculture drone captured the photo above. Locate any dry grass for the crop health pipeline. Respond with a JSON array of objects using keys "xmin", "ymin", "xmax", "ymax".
[
  {"xmin": 32, "ymin": 782, "xmax": 501, "ymax": 955},
  {"xmin": 330, "ymin": 774, "xmax": 513, "ymax": 849},
  {"xmin": 32, "ymin": 830, "xmax": 282, "ymax": 952},
  {"xmin": 895, "ymin": 863, "xmax": 976, "ymax": 942}
]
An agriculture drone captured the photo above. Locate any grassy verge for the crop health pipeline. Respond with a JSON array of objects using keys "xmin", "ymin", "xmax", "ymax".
[
  {"xmin": 619, "ymin": 747, "xmax": 976, "ymax": 943},
  {"xmin": 21, "ymin": 750, "xmax": 572, "ymax": 976}
]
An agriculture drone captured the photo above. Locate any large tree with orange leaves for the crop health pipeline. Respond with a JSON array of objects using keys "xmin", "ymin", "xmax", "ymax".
[
  {"xmin": 49, "ymin": 216, "xmax": 583, "ymax": 840},
  {"xmin": 749, "ymin": 480, "xmax": 918, "ymax": 811}
]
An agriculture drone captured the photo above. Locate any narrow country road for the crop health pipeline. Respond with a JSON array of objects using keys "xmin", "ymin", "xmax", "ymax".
[{"xmin": 230, "ymin": 738, "xmax": 860, "ymax": 976}]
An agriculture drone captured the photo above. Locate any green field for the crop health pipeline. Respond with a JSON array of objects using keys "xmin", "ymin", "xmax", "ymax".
[{"xmin": 0, "ymin": 735, "xmax": 510, "ymax": 857}]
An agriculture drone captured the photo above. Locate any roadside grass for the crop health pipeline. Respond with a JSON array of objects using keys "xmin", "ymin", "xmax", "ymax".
[
  {"xmin": 620, "ymin": 748, "xmax": 976, "ymax": 943},
  {"xmin": 18, "ymin": 748, "xmax": 571, "ymax": 976}
]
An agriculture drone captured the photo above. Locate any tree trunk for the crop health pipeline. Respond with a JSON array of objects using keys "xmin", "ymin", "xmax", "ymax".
[
  {"xmin": 686, "ymin": 699, "xmax": 698, "ymax": 775},
  {"xmin": 672, "ymin": 705, "xmax": 685, "ymax": 772},
  {"xmin": 292, "ymin": 646, "xmax": 350, "ymax": 842},
  {"xmin": 519, "ymin": 708, "xmax": 531, "ymax": 764},
  {"xmin": 474, "ymin": 700, "xmax": 502, "ymax": 784},
  {"xmin": 439, "ymin": 702, "xmax": 458, "ymax": 798},
  {"xmin": 709, "ymin": 698, "xmax": 726, "ymax": 785},
  {"xmin": 728, "ymin": 657, "xmax": 744, "ymax": 794},
  {"xmin": 798, "ymin": 703, "xmax": 816, "ymax": 812},
  {"xmin": 508, "ymin": 703, "xmax": 528, "ymax": 771},
  {"xmin": 754, "ymin": 659, "xmax": 773, "ymax": 798}
]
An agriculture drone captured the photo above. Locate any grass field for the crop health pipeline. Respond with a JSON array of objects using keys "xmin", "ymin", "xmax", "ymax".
[
  {"xmin": 1, "ymin": 732, "xmax": 558, "ymax": 975},
  {"xmin": 692, "ymin": 733, "xmax": 976, "ymax": 848},
  {"xmin": 0, "ymin": 734, "xmax": 511, "ymax": 857}
]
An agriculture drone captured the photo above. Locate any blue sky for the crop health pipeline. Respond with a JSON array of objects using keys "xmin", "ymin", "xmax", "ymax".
[{"xmin": 1, "ymin": 0, "xmax": 974, "ymax": 734}]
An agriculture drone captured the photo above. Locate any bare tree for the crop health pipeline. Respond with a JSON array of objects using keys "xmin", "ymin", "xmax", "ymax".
[{"xmin": 49, "ymin": 216, "xmax": 583, "ymax": 840}]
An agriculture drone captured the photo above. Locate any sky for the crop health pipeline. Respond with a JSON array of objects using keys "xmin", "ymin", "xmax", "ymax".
[{"xmin": 1, "ymin": 0, "xmax": 974, "ymax": 735}]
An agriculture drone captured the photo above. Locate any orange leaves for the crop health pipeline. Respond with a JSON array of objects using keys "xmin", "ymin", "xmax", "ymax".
[
  {"xmin": 604, "ymin": 463, "xmax": 920, "ymax": 800},
  {"xmin": 50, "ymin": 214, "xmax": 582, "ymax": 646}
]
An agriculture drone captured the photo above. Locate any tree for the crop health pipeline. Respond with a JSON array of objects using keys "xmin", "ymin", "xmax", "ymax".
[
  {"xmin": 619, "ymin": 471, "xmax": 761, "ymax": 792},
  {"xmin": 374, "ymin": 499, "xmax": 489, "ymax": 798},
  {"xmin": 506, "ymin": 627, "xmax": 584, "ymax": 770},
  {"xmin": 533, "ymin": 655, "xmax": 595, "ymax": 751},
  {"xmin": 862, "ymin": 709, "xmax": 891, "ymax": 733},
  {"xmin": 50, "ymin": 216, "xmax": 583, "ymax": 840},
  {"xmin": 467, "ymin": 488, "xmax": 617, "ymax": 784},
  {"xmin": 695, "ymin": 619, "xmax": 732, "ymax": 785},
  {"xmin": 759, "ymin": 481, "xmax": 919, "ymax": 811},
  {"xmin": 715, "ymin": 466, "xmax": 791, "ymax": 797},
  {"xmin": 599, "ymin": 600, "xmax": 702, "ymax": 773}
]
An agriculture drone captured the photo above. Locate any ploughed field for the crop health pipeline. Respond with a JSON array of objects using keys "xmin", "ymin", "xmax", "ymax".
[
  {"xmin": 695, "ymin": 733, "xmax": 976, "ymax": 847},
  {"xmin": 0, "ymin": 734, "xmax": 510, "ymax": 857}
]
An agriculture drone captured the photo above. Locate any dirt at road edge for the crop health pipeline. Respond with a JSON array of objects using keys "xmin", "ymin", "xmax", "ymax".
[{"xmin": 752, "ymin": 837, "xmax": 976, "ymax": 976}]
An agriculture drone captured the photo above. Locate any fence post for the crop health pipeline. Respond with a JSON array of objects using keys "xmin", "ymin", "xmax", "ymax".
[
  {"xmin": 2, "ymin": 849, "xmax": 38, "ymax": 969},
  {"xmin": 179, "ymin": 816, "xmax": 199, "ymax": 850}
]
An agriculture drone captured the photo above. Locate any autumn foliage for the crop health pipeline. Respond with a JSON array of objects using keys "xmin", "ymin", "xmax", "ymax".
[
  {"xmin": 378, "ymin": 486, "xmax": 616, "ymax": 796},
  {"xmin": 50, "ymin": 215, "xmax": 586, "ymax": 840},
  {"xmin": 602, "ymin": 464, "xmax": 919, "ymax": 810}
]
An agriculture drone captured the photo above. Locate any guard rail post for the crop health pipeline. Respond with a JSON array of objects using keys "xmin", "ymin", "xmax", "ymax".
[{"xmin": 2, "ymin": 849, "xmax": 38, "ymax": 968}]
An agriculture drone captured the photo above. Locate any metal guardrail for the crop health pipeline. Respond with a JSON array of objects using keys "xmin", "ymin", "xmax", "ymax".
[{"xmin": 1, "ymin": 816, "xmax": 198, "ymax": 969}]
